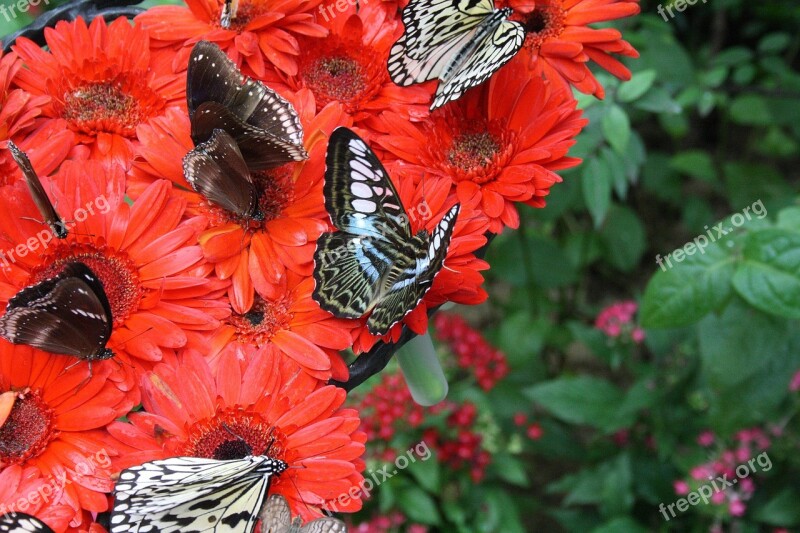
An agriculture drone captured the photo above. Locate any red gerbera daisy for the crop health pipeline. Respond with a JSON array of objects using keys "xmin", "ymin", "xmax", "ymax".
[
  {"xmin": 108, "ymin": 346, "xmax": 365, "ymax": 521},
  {"xmin": 0, "ymin": 50, "xmax": 76, "ymax": 187},
  {"xmin": 135, "ymin": 0, "xmax": 327, "ymax": 78},
  {"xmin": 377, "ymin": 60, "xmax": 587, "ymax": 233},
  {"xmin": 0, "ymin": 162, "xmax": 229, "ymax": 392},
  {"xmin": 132, "ymin": 90, "xmax": 347, "ymax": 316},
  {"xmin": 202, "ymin": 271, "xmax": 354, "ymax": 381},
  {"xmin": 0, "ymin": 346, "xmax": 134, "ymax": 531},
  {"xmin": 12, "ymin": 17, "xmax": 183, "ymax": 169},
  {"xmin": 265, "ymin": 1, "xmax": 430, "ymax": 125},
  {"xmin": 507, "ymin": 0, "xmax": 640, "ymax": 98},
  {"xmin": 350, "ymin": 168, "xmax": 491, "ymax": 353}
]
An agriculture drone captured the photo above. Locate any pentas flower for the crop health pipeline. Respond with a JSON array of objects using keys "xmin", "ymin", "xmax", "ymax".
[
  {"xmin": 134, "ymin": 0, "xmax": 327, "ymax": 78},
  {"xmin": 0, "ymin": 162, "xmax": 229, "ymax": 392},
  {"xmin": 265, "ymin": 1, "xmax": 430, "ymax": 125},
  {"xmin": 507, "ymin": 0, "xmax": 641, "ymax": 98},
  {"xmin": 108, "ymin": 346, "xmax": 366, "ymax": 521},
  {"xmin": 351, "ymin": 171, "xmax": 490, "ymax": 353},
  {"xmin": 595, "ymin": 300, "xmax": 645, "ymax": 343},
  {"xmin": 132, "ymin": 92, "xmax": 347, "ymax": 314},
  {"xmin": 377, "ymin": 60, "xmax": 586, "ymax": 233},
  {"xmin": 12, "ymin": 17, "xmax": 183, "ymax": 169},
  {"xmin": 0, "ymin": 346, "xmax": 134, "ymax": 531}
]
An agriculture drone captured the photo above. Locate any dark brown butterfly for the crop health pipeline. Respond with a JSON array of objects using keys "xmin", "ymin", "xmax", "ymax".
[
  {"xmin": 186, "ymin": 40, "xmax": 308, "ymax": 171},
  {"xmin": 6, "ymin": 141, "xmax": 68, "ymax": 239},
  {"xmin": 0, "ymin": 261, "xmax": 113, "ymax": 364}
]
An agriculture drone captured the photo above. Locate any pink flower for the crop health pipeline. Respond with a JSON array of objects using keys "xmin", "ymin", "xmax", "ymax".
[
  {"xmin": 673, "ymin": 480, "xmax": 690, "ymax": 495},
  {"xmin": 691, "ymin": 465, "xmax": 711, "ymax": 480},
  {"xmin": 711, "ymin": 491, "xmax": 727, "ymax": 505},
  {"xmin": 790, "ymin": 370, "xmax": 800, "ymax": 391},
  {"xmin": 739, "ymin": 478, "xmax": 755, "ymax": 494},
  {"xmin": 697, "ymin": 430, "xmax": 716, "ymax": 447},
  {"xmin": 729, "ymin": 499, "xmax": 746, "ymax": 516}
]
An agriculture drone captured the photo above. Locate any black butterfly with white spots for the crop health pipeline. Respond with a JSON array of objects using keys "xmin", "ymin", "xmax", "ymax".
[
  {"xmin": 110, "ymin": 455, "xmax": 287, "ymax": 533},
  {"xmin": 387, "ymin": 0, "xmax": 525, "ymax": 110},
  {"xmin": 0, "ymin": 261, "xmax": 113, "ymax": 364},
  {"xmin": 0, "ymin": 512, "xmax": 54, "ymax": 533},
  {"xmin": 313, "ymin": 127, "xmax": 460, "ymax": 336}
]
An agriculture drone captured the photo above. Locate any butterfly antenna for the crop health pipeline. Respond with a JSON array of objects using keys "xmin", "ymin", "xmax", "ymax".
[{"xmin": 114, "ymin": 326, "xmax": 155, "ymax": 349}]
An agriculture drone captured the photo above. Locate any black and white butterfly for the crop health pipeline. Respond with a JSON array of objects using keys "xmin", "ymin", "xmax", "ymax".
[
  {"xmin": 260, "ymin": 494, "xmax": 346, "ymax": 533},
  {"xmin": 0, "ymin": 261, "xmax": 113, "ymax": 363},
  {"xmin": 0, "ymin": 512, "xmax": 54, "ymax": 533},
  {"xmin": 313, "ymin": 128, "xmax": 460, "ymax": 336},
  {"xmin": 110, "ymin": 455, "xmax": 287, "ymax": 533},
  {"xmin": 186, "ymin": 40, "xmax": 308, "ymax": 171},
  {"xmin": 6, "ymin": 141, "xmax": 68, "ymax": 239},
  {"xmin": 387, "ymin": 0, "xmax": 526, "ymax": 110}
]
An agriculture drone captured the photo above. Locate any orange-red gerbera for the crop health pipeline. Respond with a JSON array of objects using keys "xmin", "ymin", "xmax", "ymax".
[
  {"xmin": 377, "ymin": 60, "xmax": 587, "ymax": 233},
  {"xmin": 507, "ymin": 0, "xmax": 640, "ymax": 98},
  {"xmin": 107, "ymin": 346, "xmax": 365, "ymax": 521},
  {"xmin": 132, "ymin": 90, "xmax": 347, "ymax": 315},
  {"xmin": 349, "ymin": 168, "xmax": 491, "ymax": 353},
  {"xmin": 265, "ymin": 1, "xmax": 430, "ymax": 125},
  {"xmin": 201, "ymin": 271, "xmax": 354, "ymax": 381},
  {"xmin": 135, "ymin": 0, "xmax": 327, "ymax": 78},
  {"xmin": 0, "ymin": 346, "xmax": 134, "ymax": 531},
  {"xmin": 0, "ymin": 162, "xmax": 229, "ymax": 392},
  {"xmin": 11, "ymin": 17, "xmax": 183, "ymax": 169}
]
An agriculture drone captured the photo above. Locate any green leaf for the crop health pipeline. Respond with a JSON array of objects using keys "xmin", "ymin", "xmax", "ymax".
[
  {"xmin": 753, "ymin": 488, "xmax": 800, "ymax": 526},
  {"xmin": 730, "ymin": 94, "xmax": 772, "ymax": 126},
  {"xmin": 488, "ymin": 454, "xmax": 529, "ymax": 487},
  {"xmin": 617, "ymin": 70, "xmax": 656, "ymax": 102},
  {"xmin": 777, "ymin": 207, "xmax": 800, "ymax": 232},
  {"xmin": 602, "ymin": 104, "xmax": 631, "ymax": 153},
  {"xmin": 641, "ymin": 241, "xmax": 736, "ymax": 328},
  {"xmin": 591, "ymin": 517, "xmax": 649, "ymax": 533},
  {"xmin": 396, "ymin": 486, "xmax": 441, "ymax": 525},
  {"xmin": 713, "ymin": 46, "xmax": 754, "ymax": 66},
  {"xmin": 733, "ymin": 229, "xmax": 800, "ymax": 319},
  {"xmin": 758, "ymin": 32, "xmax": 791, "ymax": 54},
  {"xmin": 670, "ymin": 150, "xmax": 718, "ymax": 182},
  {"xmin": 634, "ymin": 87, "xmax": 682, "ymax": 114},
  {"xmin": 600, "ymin": 206, "xmax": 646, "ymax": 272},
  {"xmin": 524, "ymin": 376, "xmax": 623, "ymax": 430},
  {"xmin": 406, "ymin": 448, "xmax": 440, "ymax": 493},
  {"xmin": 582, "ymin": 157, "xmax": 612, "ymax": 227}
]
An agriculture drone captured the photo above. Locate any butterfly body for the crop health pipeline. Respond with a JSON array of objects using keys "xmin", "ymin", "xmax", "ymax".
[
  {"xmin": 111, "ymin": 455, "xmax": 287, "ymax": 533},
  {"xmin": 388, "ymin": 0, "xmax": 525, "ymax": 109},
  {"xmin": 6, "ymin": 141, "xmax": 68, "ymax": 239},
  {"xmin": 0, "ymin": 512, "xmax": 54, "ymax": 533},
  {"xmin": 0, "ymin": 262, "xmax": 113, "ymax": 362},
  {"xmin": 313, "ymin": 128, "xmax": 460, "ymax": 335}
]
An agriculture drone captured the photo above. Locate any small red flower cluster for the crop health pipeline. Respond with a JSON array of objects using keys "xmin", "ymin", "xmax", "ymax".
[
  {"xmin": 595, "ymin": 300, "xmax": 646, "ymax": 343},
  {"xmin": 0, "ymin": 0, "xmax": 640, "ymax": 527},
  {"xmin": 433, "ymin": 313, "xmax": 508, "ymax": 391},
  {"xmin": 349, "ymin": 511, "xmax": 428, "ymax": 533},
  {"xmin": 423, "ymin": 403, "xmax": 491, "ymax": 482},
  {"xmin": 514, "ymin": 412, "xmax": 544, "ymax": 441},
  {"xmin": 673, "ymin": 428, "xmax": 774, "ymax": 519}
]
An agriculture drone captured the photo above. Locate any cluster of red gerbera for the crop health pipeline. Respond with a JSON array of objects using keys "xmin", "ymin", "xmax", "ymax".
[{"xmin": 0, "ymin": 0, "xmax": 639, "ymax": 529}]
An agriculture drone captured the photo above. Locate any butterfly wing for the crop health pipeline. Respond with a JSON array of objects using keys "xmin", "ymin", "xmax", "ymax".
[
  {"xmin": 432, "ymin": 15, "xmax": 525, "ymax": 109},
  {"xmin": 187, "ymin": 41, "xmax": 306, "ymax": 167},
  {"xmin": 367, "ymin": 204, "xmax": 460, "ymax": 335},
  {"xmin": 298, "ymin": 517, "xmax": 348, "ymax": 533},
  {"xmin": 192, "ymin": 102, "xmax": 308, "ymax": 171},
  {"xmin": 388, "ymin": 0, "xmax": 494, "ymax": 86},
  {"xmin": 6, "ymin": 141, "xmax": 67, "ymax": 239},
  {"xmin": 260, "ymin": 495, "xmax": 292, "ymax": 533},
  {"xmin": 111, "ymin": 456, "xmax": 285, "ymax": 533},
  {"xmin": 0, "ymin": 262, "xmax": 112, "ymax": 358},
  {"xmin": 183, "ymin": 129, "xmax": 261, "ymax": 220},
  {"xmin": 0, "ymin": 513, "xmax": 54, "ymax": 533}
]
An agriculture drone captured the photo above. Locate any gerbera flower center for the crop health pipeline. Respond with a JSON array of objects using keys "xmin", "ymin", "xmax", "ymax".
[
  {"xmin": 520, "ymin": 5, "xmax": 567, "ymax": 51},
  {"xmin": 0, "ymin": 389, "xmax": 56, "ymax": 466},
  {"xmin": 303, "ymin": 56, "xmax": 367, "ymax": 104},
  {"xmin": 448, "ymin": 132, "xmax": 500, "ymax": 171},
  {"xmin": 179, "ymin": 411, "xmax": 286, "ymax": 461},
  {"xmin": 59, "ymin": 76, "xmax": 165, "ymax": 138},
  {"xmin": 229, "ymin": 295, "xmax": 292, "ymax": 346},
  {"xmin": 32, "ymin": 244, "xmax": 143, "ymax": 327}
]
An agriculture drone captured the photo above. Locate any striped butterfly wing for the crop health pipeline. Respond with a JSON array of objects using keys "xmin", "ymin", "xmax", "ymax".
[
  {"xmin": 367, "ymin": 204, "xmax": 460, "ymax": 335},
  {"xmin": 260, "ymin": 495, "xmax": 347, "ymax": 533},
  {"xmin": 313, "ymin": 128, "xmax": 410, "ymax": 321},
  {"xmin": 183, "ymin": 129, "xmax": 262, "ymax": 220},
  {"xmin": 6, "ymin": 141, "xmax": 67, "ymax": 239},
  {"xmin": 0, "ymin": 262, "xmax": 113, "ymax": 360},
  {"xmin": 187, "ymin": 41, "xmax": 307, "ymax": 170},
  {"xmin": 432, "ymin": 12, "xmax": 525, "ymax": 110},
  {"xmin": 111, "ymin": 456, "xmax": 287, "ymax": 533},
  {"xmin": 0, "ymin": 513, "xmax": 54, "ymax": 533}
]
